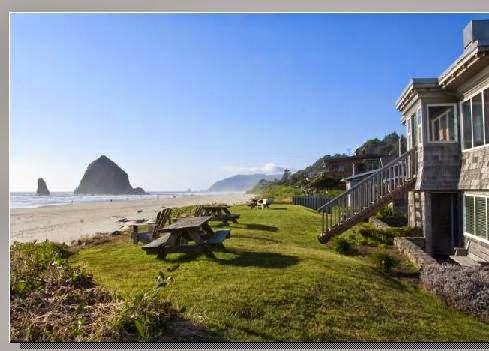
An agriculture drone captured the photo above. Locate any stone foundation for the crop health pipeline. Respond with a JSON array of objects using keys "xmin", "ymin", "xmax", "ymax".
[{"xmin": 394, "ymin": 237, "xmax": 438, "ymax": 269}]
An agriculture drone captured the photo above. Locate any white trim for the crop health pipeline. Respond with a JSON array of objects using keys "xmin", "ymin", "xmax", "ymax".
[
  {"xmin": 463, "ymin": 232, "xmax": 489, "ymax": 246},
  {"xmin": 426, "ymin": 103, "xmax": 458, "ymax": 143},
  {"xmin": 463, "ymin": 193, "xmax": 489, "ymax": 242},
  {"xmin": 460, "ymin": 80, "xmax": 489, "ymax": 151},
  {"xmin": 416, "ymin": 106, "xmax": 423, "ymax": 147},
  {"xmin": 462, "ymin": 143, "xmax": 489, "ymax": 153}
]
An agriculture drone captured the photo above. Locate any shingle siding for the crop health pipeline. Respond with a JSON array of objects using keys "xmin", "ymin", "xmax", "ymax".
[{"xmin": 458, "ymin": 146, "xmax": 489, "ymax": 190}]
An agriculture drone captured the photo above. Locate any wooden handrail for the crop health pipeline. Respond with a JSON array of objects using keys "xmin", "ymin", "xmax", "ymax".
[{"xmin": 319, "ymin": 148, "xmax": 417, "ymax": 239}]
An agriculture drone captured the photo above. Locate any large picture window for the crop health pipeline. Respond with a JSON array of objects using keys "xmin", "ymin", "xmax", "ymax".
[
  {"xmin": 427, "ymin": 105, "xmax": 456, "ymax": 142},
  {"xmin": 461, "ymin": 87, "xmax": 489, "ymax": 150},
  {"xmin": 464, "ymin": 194, "xmax": 488, "ymax": 241}
]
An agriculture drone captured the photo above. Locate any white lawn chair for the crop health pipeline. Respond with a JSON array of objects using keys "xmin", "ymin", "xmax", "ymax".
[{"xmin": 257, "ymin": 198, "xmax": 268, "ymax": 210}]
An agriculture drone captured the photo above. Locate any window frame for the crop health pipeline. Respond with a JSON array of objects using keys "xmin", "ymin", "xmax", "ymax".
[
  {"xmin": 463, "ymin": 193, "xmax": 489, "ymax": 244},
  {"xmin": 426, "ymin": 103, "xmax": 458, "ymax": 144},
  {"xmin": 416, "ymin": 106, "xmax": 423, "ymax": 146},
  {"xmin": 460, "ymin": 81, "xmax": 489, "ymax": 152}
]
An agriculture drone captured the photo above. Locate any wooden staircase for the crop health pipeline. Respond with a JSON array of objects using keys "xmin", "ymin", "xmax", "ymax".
[{"xmin": 318, "ymin": 148, "xmax": 418, "ymax": 244}]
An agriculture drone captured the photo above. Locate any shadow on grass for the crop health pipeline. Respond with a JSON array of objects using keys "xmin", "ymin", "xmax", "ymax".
[
  {"xmin": 270, "ymin": 207, "xmax": 288, "ymax": 211},
  {"xmin": 212, "ymin": 247, "xmax": 299, "ymax": 268},
  {"xmin": 171, "ymin": 317, "xmax": 228, "ymax": 342},
  {"xmin": 161, "ymin": 247, "xmax": 299, "ymax": 269},
  {"xmin": 235, "ymin": 233, "xmax": 282, "ymax": 244},
  {"xmin": 233, "ymin": 223, "xmax": 279, "ymax": 232}
]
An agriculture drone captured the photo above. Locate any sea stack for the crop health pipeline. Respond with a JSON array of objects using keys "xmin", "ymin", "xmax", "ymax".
[
  {"xmin": 36, "ymin": 178, "xmax": 50, "ymax": 196},
  {"xmin": 74, "ymin": 155, "xmax": 146, "ymax": 195}
]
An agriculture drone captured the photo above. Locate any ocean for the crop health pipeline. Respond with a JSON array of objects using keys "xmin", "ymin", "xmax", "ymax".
[{"xmin": 10, "ymin": 191, "xmax": 203, "ymax": 209}]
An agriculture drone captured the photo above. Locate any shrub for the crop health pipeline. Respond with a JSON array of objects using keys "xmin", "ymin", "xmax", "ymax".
[
  {"xmin": 375, "ymin": 206, "xmax": 408, "ymax": 227},
  {"xmin": 358, "ymin": 225, "xmax": 420, "ymax": 245},
  {"xmin": 359, "ymin": 226, "xmax": 396, "ymax": 245},
  {"xmin": 104, "ymin": 291, "xmax": 181, "ymax": 342},
  {"xmin": 371, "ymin": 252, "xmax": 398, "ymax": 274},
  {"xmin": 10, "ymin": 241, "xmax": 185, "ymax": 342},
  {"xmin": 331, "ymin": 237, "xmax": 353, "ymax": 255},
  {"xmin": 10, "ymin": 241, "xmax": 116, "ymax": 342},
  {"xmin": 421, "ymin": 263, "xmax": 489, "ymax": 322}
]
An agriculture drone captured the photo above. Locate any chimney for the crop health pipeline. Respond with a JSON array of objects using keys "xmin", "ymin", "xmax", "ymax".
[{"xmin": 463, "ymin": 20, "xmax": 489, "ymax": 50}]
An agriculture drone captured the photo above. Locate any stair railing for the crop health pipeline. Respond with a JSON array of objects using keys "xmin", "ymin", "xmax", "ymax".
[{"xmin": 319, "ymin": 148, "xmax": 417, "ymax": 236}]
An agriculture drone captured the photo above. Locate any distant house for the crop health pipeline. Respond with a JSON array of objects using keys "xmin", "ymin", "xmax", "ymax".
[
  {"xmin": 319, "ymin": 20, "xmax": 489, "ymax": 264},
  {"xmin": 317, "ymin": 154, "xmax": 389, "ymax": 179}
]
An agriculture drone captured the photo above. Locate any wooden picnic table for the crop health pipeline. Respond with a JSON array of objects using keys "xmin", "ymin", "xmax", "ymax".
[
  {"xmin": 197, "ymin": 205, "xmax": 240, "ymax": 223},
  {"xmin": 142, "ymin": 216, "xmax": 230, "ymax": 259}
]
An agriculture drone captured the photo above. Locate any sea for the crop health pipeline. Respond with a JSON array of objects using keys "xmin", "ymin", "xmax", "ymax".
[{"xmin": 10, "ymin": 191, "xmax": 205, "ymax": 209}]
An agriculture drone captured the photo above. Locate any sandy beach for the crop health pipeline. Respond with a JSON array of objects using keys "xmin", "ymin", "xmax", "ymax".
[{"xmin": 10, "ymin": 192, "xmax": 253, "ymax": 244}]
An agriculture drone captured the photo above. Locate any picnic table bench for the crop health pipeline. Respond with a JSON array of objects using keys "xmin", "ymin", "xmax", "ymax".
[
  {"xmin": 194, "ymin": 204, "xmax": 240, "ymax": 224},
  {"xmin": 141, "ymin": 216, "xmax": 230, "ymax": 259}
]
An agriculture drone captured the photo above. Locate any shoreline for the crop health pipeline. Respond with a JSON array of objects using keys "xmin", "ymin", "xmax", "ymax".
[
  {"xmin": 10, "ymin": 192, "xmax": 253, "ymax": 245},
  {"xmin": 10, "ymin": 191, "xmax": 237, "ymax": 210}
]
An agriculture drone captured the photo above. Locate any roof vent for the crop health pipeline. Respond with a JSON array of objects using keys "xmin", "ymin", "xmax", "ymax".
[{"xmin": 463, "ymin": 20, "xmax": 489, "ymax": 50}]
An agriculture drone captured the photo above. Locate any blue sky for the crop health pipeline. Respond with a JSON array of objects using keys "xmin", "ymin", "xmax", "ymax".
[{"xmin": 10, "ymin": 13, "xmax": 489, "ymax": 191}]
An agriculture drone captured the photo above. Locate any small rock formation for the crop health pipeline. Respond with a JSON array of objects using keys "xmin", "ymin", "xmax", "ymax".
[
  {"xmin": 36, "ymin": 178, "xmax": 50, "ymax": 196},
  {"xmin": 74, "ymin": 155, "xmax": 146, "ymax": 195}
]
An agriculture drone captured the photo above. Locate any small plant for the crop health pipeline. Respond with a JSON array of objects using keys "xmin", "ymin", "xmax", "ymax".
[
  {"xmin": 332, "ymin": 237, "xmax": 353, "ymax": 255},
  {"xmin": 371, "ymin": 251, "xmax": 398, "ymax": 274},
  {"xmin": 106, "ymin": 291, "xmax": 179, "ymax": 342},
  {"xmin": 375, "ymin": 206, "xmax": 408, "ymax": 227}
]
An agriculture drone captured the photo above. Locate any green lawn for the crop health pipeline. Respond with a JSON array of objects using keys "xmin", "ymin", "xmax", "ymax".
[{"xmin": 71, "ymin": 205, "xmax": 489, "ymax": 341}]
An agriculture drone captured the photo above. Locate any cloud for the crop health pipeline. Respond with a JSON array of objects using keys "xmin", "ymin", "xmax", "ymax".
[{"xmin": 223, "ymin": 163, "xmax": 289, "ymax": 176}]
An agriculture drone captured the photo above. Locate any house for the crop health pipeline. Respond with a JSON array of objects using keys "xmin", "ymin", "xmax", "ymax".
[
  {"xmin": 319, "ymin": 19, "xmax": 489, "ymax": 264},
  {"xmin": 318, "ymin": 154, "xmax": 388, "ymax": 179},
  {"xmin": 395, "ymin": 19, "xmax": 489, "ymax": 261}
]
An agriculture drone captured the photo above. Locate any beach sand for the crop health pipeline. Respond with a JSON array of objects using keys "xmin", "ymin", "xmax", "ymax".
[{"xmin": 10, "ymin": 192, "xmax": 253, "ymax": 244}]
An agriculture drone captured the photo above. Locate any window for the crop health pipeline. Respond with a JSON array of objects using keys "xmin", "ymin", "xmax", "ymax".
[
  {"xmin": 462, "ymin": 100, "xmax": 472, "ymax": 149},
  {"xmin": 465, "ymin": 195, "xmax": 475, "ymax": 235},
  {"xmin": 475, "ymin": 197, "xmax": 487, "ymax": 239},
  {"xmin": 411, "ymin": 113, "xmax": 417, "ymax": 147},
  {"xmin": 461, "ymin": 87, "xmax": 489, "ymax": 150},
  {"xmin": 485, "ymin": 88, "xmax": 489, "ymax": 144},
  {"xmin": 417, "ymin": 107, "xmax": 422, "ymax": 145},
  {"xmin": 464, "ymin": 194, "xmax": 488, "ymax": 241},
  {"xmin": 472, "ymin": 93, "xmax": 484, "ymax": 147},
  {"xmin": 406, "ymin": 116, "xmax": 412, "ymax": 150},
  {"xmin": 427, "ymin": 105, "xmax": 456, "ymax": 142}
]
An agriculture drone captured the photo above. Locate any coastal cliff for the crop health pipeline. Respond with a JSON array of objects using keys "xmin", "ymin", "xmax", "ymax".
[
  {"xmin": 36, "ymin": 178, "xmax": 50, "ymax": 196},
  {"xmin": 74, "ymin": 155, "xmax": 146, "ymax": 195}
]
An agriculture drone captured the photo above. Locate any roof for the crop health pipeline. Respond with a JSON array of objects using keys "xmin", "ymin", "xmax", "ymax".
[
  {"xmin": 396, "ymin": 20, "xmax": 489, "ymax": 116},
  {"xmin": 395, "ymin": 78, "xmax": 438, "ymax": 113}
]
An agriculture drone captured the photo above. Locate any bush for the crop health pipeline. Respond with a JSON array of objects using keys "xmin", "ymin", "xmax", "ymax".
[
  {"xmin": 359, "ymin": 226, "xmax": 396, "ymax": 245},
  {"xmin": 104, "ymin": 291, "xmax": 181, "ymax": 342},
  {"xmin": 10, "ymin": 241, "xmax": 185, "ymax": 342},
  {"xmin": 358, "ymin": 225, "xmax": 420, "ymax": 245},
  {"xmin": 10, "ymin": 241, "xmax": 116, "ymax": 342},
  {"xmin": 332, "ymin": 237, "xmax": 353, "ymax": 255},
  {"xmin": 371, "ymin": 252, "xmax": 398, "ymax": 274},
  {"xmin": 421, "ymin": 263, "xmax": 489, "ymax": 322},
  {"xmin": 375, "ymin": 206, "xmax": 408, "ymax": 227}
]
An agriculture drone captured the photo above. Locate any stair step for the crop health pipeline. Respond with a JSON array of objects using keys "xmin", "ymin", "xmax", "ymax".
[{"xmin": 454, "ymin": 247, "xmax": 468, "ymax": 256}]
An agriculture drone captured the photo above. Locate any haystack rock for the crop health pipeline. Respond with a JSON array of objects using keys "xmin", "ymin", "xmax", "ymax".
[
  {"xmin": 36, "ymin": 178, "xmax": 50, "ymax": 196},
  {"xmin": 74, "ymin": 155, "xmax": 146, "ymax": 195}
]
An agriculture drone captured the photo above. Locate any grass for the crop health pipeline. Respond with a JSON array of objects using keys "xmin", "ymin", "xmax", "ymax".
[
  {"xmin": 248, "ymin": 183, "xmax": 304, "ymax": 203},
  {"xmin": 70, "ymin": 205, "xmax": 489, "ymax": 341},
  {"xmin": 249, "ymin": 182, "xmax": 344, "ymax": 204}
]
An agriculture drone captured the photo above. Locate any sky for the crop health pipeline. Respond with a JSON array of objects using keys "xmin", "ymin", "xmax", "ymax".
[{"xmin": 10, "ymin": 13, "xmax": 489, "ymax": 191}]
